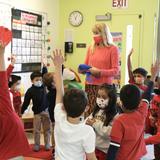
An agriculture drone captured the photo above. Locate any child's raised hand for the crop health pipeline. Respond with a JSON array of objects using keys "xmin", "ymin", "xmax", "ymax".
[
  {"xmin": 151, "ymin": 60, "xmax": 160, "ymax": 80},
  {"xmin": 51, "ymin": 49, "xmax": 64, "ymax": 67},
  {"xmin": 128, "ymin": 48, "xmax": 134, "ymax": 57},
  {"xmin": 11, "ymin": 55, "xmax": 16, "ymax": 65},
  {"xmin": 41, "ymin": 55, "xmax": 46, "ymax": 66}
]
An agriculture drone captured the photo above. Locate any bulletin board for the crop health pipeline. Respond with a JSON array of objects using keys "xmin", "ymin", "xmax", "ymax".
[{"xmin": 11, "ymin": 8, "xmax": 46, "ymax": 73}]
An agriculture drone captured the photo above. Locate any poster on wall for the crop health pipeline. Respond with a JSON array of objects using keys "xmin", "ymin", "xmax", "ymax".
[
  {"xmin": 11, "ymin": 9, "xmax": 45, "ymax": 73},
  {"xmin": 111, "ymin": 32, "xmax": 122, "ymax": 90}
]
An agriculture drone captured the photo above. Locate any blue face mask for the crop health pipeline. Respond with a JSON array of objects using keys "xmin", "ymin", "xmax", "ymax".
[{"xmin": 34, "ymin": 81, "xmax": 42, "ymax": 87}]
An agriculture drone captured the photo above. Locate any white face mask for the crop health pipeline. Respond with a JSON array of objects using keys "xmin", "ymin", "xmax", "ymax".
[
  {"xmin": 34, "ymin": 81, "xmax": 42, "ymax": 87},
  {"xmin": 96, "ymin": 98, "xmax": 109, "ymax": 109},
  {"xmin": 15, "ymin": 84, "xmax": 21, "ymax": 91},
  {"xmin": 134, "ymin": 77, "xmax": 144, "ymax": 85}
]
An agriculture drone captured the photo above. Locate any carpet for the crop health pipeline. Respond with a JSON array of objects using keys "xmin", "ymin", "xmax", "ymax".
[{"xmin": 24, "ymin": 144, "xmax": 53, "ymax": 160}]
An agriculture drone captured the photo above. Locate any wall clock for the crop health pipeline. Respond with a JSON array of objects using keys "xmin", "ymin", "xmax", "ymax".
[{"xmin": 69, "ymin": 11, "xmax": 83, "ymax": 27}]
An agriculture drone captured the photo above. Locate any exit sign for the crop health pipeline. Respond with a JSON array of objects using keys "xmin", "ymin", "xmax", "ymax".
[{"xmin": 112, "ymin": 0, "xmax": 128, "ymax": 9}]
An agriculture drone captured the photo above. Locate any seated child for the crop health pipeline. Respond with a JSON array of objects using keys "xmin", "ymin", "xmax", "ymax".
[
  {"xmin": 86, "ymin": 84, "xmax": 118, "ymax": 160},
  {"xmin": 51, "ymin": 50, "xmax": 97, "ymax": 160},
  {"xmin": 21, "ymin": 71, "xmax": 51, "ymax": 152},
  {"xmin": 0, "ymin": 44, "xmax": 30, "ymax": 159},
  {"xmin": 106, "ymin": 79, "xmax": 154, "ymax": 160}
]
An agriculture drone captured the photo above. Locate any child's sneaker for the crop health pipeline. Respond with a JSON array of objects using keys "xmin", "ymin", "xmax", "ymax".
[
  {"xmin": 33, "ymin": 144, "xmax": 40, "ymax": 152},
  {"xmin": 45, "ymin": 144, "xmax": 51, "ymax": 151}
]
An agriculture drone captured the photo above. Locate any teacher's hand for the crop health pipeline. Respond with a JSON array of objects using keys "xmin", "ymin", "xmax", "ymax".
[{"xmin": 89, "ymin": 67, "xmax": 101, "ymax": 77}]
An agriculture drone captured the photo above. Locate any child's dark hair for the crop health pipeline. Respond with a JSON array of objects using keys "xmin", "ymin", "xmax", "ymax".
[
  {"xmin": 147, "ymin": 75, "xmax": 151, "ymax": 79},
  {"xmin": 120, "ymin": 84, "xmax": 141, "ymax": 110},
  {"xmin": 63, "ymin": 88, "xmax": 88, "ymax": 118},
  {"xmin": 133, "ymin": 67, "xmax": 148, "ymax": 77},
  {"xmin": 92, "ymin": 84, "xmax": 117, "ymax": 126},
  {"xmin": 30, "ymin": 71, "xmax": 42, "ymax": 80},
  {"xmin": 8, "ymin": 75, "xmax": 21, "ymax": 88}
]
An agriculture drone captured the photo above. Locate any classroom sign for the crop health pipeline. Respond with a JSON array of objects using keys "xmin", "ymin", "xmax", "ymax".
[{"xmin": 112, "ymin": 0, "xmax": 128, "ymax": 9}]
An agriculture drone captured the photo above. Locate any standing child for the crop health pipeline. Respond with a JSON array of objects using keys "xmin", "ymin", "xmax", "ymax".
[
  {"xmin": 21, "ymin": 71, "xmax": 51, "ymax": 152},
  {"xmin": 106, "ymin": 78, "xmax": 154, "ymax": 160},
  {"xmin": 0, "ymin": 43, "xmax": 30, "ymax": 159},
  {"xmin": 86, "ymin": 84, "xmax": 117, "ymax": 160},
  {"xmin": 43, "ymin": 72, "xmax": 56, "ymax": 147},
  {"xmin": 9, "ymin": 74, "xmax": 22, "ymax": 116},
  {"xmin": 51, "ymin": 50, "xmax": 97, "ymax": 160}
]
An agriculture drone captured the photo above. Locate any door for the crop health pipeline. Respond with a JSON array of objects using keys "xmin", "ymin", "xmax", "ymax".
[{"xmin": 107, "ymin": 13, "xmax": 143, "ymax": 86}]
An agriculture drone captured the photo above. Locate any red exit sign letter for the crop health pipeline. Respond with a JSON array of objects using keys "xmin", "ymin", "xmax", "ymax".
[{"xmin": 112, "ymin": 0, "xmax": 128, "ymax": 9}]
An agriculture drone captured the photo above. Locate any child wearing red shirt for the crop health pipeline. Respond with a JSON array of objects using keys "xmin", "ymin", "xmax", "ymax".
[
  {"xmin": 0, "ymin": 45, "xmax": 30, "ymax": 159},
  {"xmin": 127, "ymin": 48, "xmax": 148, "ymax": 93},
  {"xmin": 9, "ymin": 75, "xmax": 22, "ymax": 116},
  {"xmin": 106, "ymin": 80, "xmax": 154, "ymax": 160},
  {"xmin": 145, "ymin": 77, "xmax": 160, "ymax": 159}
]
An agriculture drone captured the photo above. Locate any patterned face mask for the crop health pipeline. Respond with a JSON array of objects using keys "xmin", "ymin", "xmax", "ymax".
[{"xmin": 96, "ymin": 98, "xmax": 109, "ymax": 109}]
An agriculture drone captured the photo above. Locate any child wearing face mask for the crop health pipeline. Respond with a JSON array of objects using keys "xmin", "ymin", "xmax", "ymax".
[
  {"xmin": 9, "ymin": 75, "xmax": 22, "ymax": 116},
  {"xmin": 21, "ymin": 71, "xmax": 51, "ymax": 152},
  {"xmin": 86, "ymin": 84, "xmax": 118, "ymax": 160},
  {"xmin": 128, "ymin": 48, "xmax": 148, "ymax": 94}
]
